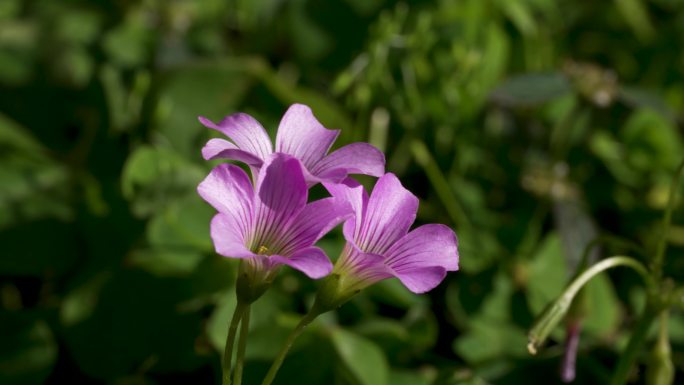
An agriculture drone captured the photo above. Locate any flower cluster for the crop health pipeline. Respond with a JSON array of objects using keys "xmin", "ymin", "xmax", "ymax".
[
  {"xmin": 198, "ymin": 103, "xmax": 459, "ymax": 302},
  {"xmin": 198, "ymin": 103, "xmax": 460, "ymax": 385}
]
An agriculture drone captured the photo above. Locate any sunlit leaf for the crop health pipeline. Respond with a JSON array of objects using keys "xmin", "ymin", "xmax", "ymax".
[
  {"xmin": 121, "ymin": 145, "xmax": 205, "ymax": 217},
  {"xmin": 332, "ymin": 328, "xmax": 389, "ymax": 385}
]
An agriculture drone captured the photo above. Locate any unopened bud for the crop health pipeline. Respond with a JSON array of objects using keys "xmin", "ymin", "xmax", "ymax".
[{"xmin": 528, "ymin": 296, "xmax": 572, "ymax": 355}]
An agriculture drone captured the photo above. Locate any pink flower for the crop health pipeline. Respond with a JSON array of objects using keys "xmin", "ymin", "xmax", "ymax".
[
  {"xmin": 199, "ymin": 104, "xmax": 385, "ymax": 185},
  {"xmin": 324, "ymin": 174, "xmax": 459, "ymax": 294},
  {"xmin": 197, "ymin": 153, "xmax": 352, "ymax": 279}
]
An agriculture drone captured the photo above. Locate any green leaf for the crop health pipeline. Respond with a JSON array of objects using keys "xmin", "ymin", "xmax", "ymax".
[
  {"xmin": 621, "ymin": 108, "xmax": 683, "ymax": 172},
  {"xmin": 147, "ymin": 195, "xmax": 213, "ymax": 252},
  {"xmin": 331, "ymin": 328, "xmax": 389, "ymax": 385},
  {"xmin": 60, "ymin": 273, "xmax": 110, "ymax": 327},
  {"xmin": 206, "ymin": 288, "xmax": 238, "ymax": 352},
  {"xmin": 619, "ymin": 86, "xmax": 676, "ymax": 121},
  {"xmin": 366, "ymin": 278, "xmax": 426, "ymax": 309},
  {"xmin": 155, "ymin": 60, "xmax": 256, "ymax": 157},
  {"xmin": 207, "ymin": 284, "xmax": 294, "ymax": 358},
  {"xmin": 582, "ymin": 273, "xmax": 620, "ymax": 337},
  {"xmin": 127, "ymin": 249, "xmax": 204, "ymax": 277},
  {"xmin": 388, "ymin": 369, "xmax": 432, "ymax": 385},
  {"xmin": 0, "ymin": 315, "xmax": 57, "ymax": 385},
  {"xmin": 526, "ymin": 233, "xmax": 567, "ymax": 315},
  {"xmin": 121, "ymin": 145, "xmax": 205, "ymax": 218},
  {"xmin": 453, "ymin": 319, "xmax": 528, "ymax": 364},
  {"xmin": 0, "ymin": 114, "xmax": 73, "ymax": 229},
  {"xmin": 490, "ymin": 72, "xmax": 571, "ymax": 107},
  {"xmin": 614, "ymin": 0, "xmax": 655, "ymax": 41},
  {"xmin": 102, "ymin": 12, "xmax": 153, "ymax": 68}
]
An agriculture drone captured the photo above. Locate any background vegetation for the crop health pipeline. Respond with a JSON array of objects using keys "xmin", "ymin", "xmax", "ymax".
[{"xmin": 1, "ymin": 0, "xmax": 684, "ymax": 384}]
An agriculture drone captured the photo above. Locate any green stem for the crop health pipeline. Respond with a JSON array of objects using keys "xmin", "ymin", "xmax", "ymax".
[
  {"xmin": 232, "ymin": 304, "xmax": 251, "ymax": 385},
  {"xmin": 260, "ymin": 311, "xmax": 320, "ymax": 385},
  {"xmin": 410, "ymin": 138, "xmax": 471, "ymax": 228},
  {"xmin": 610, "ymin": 305, "xmax": 658, "ymax": 385},
  {"xmin": 673, "ymin": 286, "xmax": 684, "ymax": 309},
  {"xmin": 565, "ymin": 256, "xmax": 652, "ymax": 299},
  {"xmin": 651, "ymin": 157, "xmax": 684, "ymax": 281},
  {"xmin": 223, "ymin": 301, "xmax": 246, "ymax": 385}
]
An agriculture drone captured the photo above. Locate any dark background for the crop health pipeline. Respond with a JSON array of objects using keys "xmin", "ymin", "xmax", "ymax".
[{"xmin": 1, "ymin": 0, "xmax": 683, "ymax": 384}]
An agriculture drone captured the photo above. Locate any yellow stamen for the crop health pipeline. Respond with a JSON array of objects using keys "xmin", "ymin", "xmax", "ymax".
[{"xmin": 256, "ymin": 245, "xmax": 269, "ymax": 255}]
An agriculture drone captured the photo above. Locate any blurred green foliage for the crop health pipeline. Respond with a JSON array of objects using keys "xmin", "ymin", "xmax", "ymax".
[{"xmin": 1, "ymin": 0, "xmax": 684, "ymax": 384}]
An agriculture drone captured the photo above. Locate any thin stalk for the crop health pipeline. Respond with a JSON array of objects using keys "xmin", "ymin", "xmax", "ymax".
[
  {"xmin": 410, "ymin": 138, "xmax": 471, "ymax": 228},
  {"xmin": 565, "ymin": 256, "xmax": 652, "ymax": 299},
  {"xmin": 610, "ymin": 306, "xmax": 659, "ymax": 385},
  {"xmin": 658, "ymin": 310, "xmax": 669, "ymax": 346},
  {"xmin": 260, "ymin": 311, "xmax": 319, "ymax": 385},
  {"xmin": 651, "ymin": 157, "xmax": 684, "ymax": 280},
  {"xmin": 232, "ymin": 304, "xmax": 251, "ymax": 385},
  {"xmin": 673, "ymin": 286, "xmax": 684, "ymax": 309},
  {"xmin": 223, "ymin": 301, "xmax": 246, "ymax": 385}
]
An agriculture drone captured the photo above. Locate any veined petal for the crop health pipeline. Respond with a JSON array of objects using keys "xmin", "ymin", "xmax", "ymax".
[
  {"xmin": 302, "ymin": 168, "xmax": 347, "ymax": 186},
  {"xmin": 324, "ymin": 178, "xmax": 369, "ymax": 243},
  {"xmin": 335, "ymin": 243, "xmax": 392, "ymax": 288},
  {"xmin": 393, "ymin": 266, "xmax": 447, "ymax": 294},
  {"xmin": 384, "ymin": 224, "xmax": 459, "ymax": 272},
  {"xmin": 252, "ymin": 154, "xmax": 308, "ymax": 248},
  {"xmin": 275, "ymin": 104, "xmax": 340, "ymax": 169},
  {"xmin": 311, "ymin": 143, "xmax": 385, "ymax": 179},
  {"xmin": 201, "ymin": 138, "xmax": 264, "ymax": 166},
  {"xmin": 278, "ymin": 197, "xmax": 353, "ymax": 256},
  {"xmin": 357, "ymin": 173, "xmax": 418, "ymax": 254},
  {"xmin": 210, "ymin": 213, "xmax": 256, "ymax": 259},
  {"xmin": 270, "ymin": 247, "xmax": 333, "ymax": 279},
  {"xmin": 199, "ymin": 114, "xmax": 272, "ymax": 160},
  {"xmin": 197, "ymin": 164, "xmax": 254, "ymax": 235}
]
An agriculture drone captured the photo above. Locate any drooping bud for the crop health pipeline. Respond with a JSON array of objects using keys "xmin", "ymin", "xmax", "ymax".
[{"xmin": 528, "ymin": 296, "xmax": 572, "ymax": 355}]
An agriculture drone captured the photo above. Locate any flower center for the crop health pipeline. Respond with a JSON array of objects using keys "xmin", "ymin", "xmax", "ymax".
[{"xmin": 256, "ymin": 245, "xmax": 270, "ymax": 255}]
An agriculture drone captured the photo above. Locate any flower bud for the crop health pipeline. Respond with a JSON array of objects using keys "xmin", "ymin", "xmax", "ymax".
[{"xmin": 528, "ymin": 296, "xmax": 572, "ymax": 355}]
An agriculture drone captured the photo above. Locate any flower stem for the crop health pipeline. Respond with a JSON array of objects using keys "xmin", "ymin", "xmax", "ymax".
[
  {"xmin": 610, "ymin": 305, "xmax": 658, "ymax": 385},
  {"xmin": 223, "ymin": 301, "xmax": 246, "ymax": 385},
  {"xmin": 232, "ymin": 304, "xmax": 251, "ymax": 385},
  {"xmin": 567, "ymin": 256, "xmax": 653, "ymax": 297},
  {"xmin": 651, "ymin": 157, "xmax": 684, "ymax": 281},
  {"xmin": 260, "ymin": 311, "xmax": 320, "ymax": 385}
]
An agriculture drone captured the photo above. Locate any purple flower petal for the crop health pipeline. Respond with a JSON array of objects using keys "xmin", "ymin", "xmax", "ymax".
[
  {"xmin": 197, "ymin": 164, "xmax": 254, "ymax": 235},
  {"xmin": 275, "ymin": 104, "xmax": 340, "ymax": 170},
  {"xmin": 271, "ymin": 247, "xmax": 333, "ymax": 279},
  {"xmin": 278, "ymin": 197, "xmax": 352, "ymax": 255},
  {"xmin": 393, "ymin": 266, "xmax": 447, "ymax": 294},
  {"xmin": 384, "ymin": 224, "xmax": 458, "ymax": 293},
  {"xmin": 199, "ymin": 113, "xmax": 273, "ymax": 160},
  {"xmin": 337, "ymin": 243, "xmax": 392, "ymax": 283},
  {"xmin": 210, "ymin": 213, "xmax": 257, "ymax": 258},
  {"xmin": 251, "ymin": 154, "xmax": 308, "ymax": 248},
  {"xmin": 385, "ymin": 224, "xmax": 459, "ymax": 272},
  {"xmin": 357, "ymin": 173, "xmax": 418, "ymax": 254},
  {"xmin": 201, "ymin": 138, "xmax": 265, "ymax": 166},
  {"xmin": 311, "ymin": 143, "xmax": 385, "ymax": 179},
  {"xmin": 324, "ymin": 177, "xmax": 369, "ymax": 242}
]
